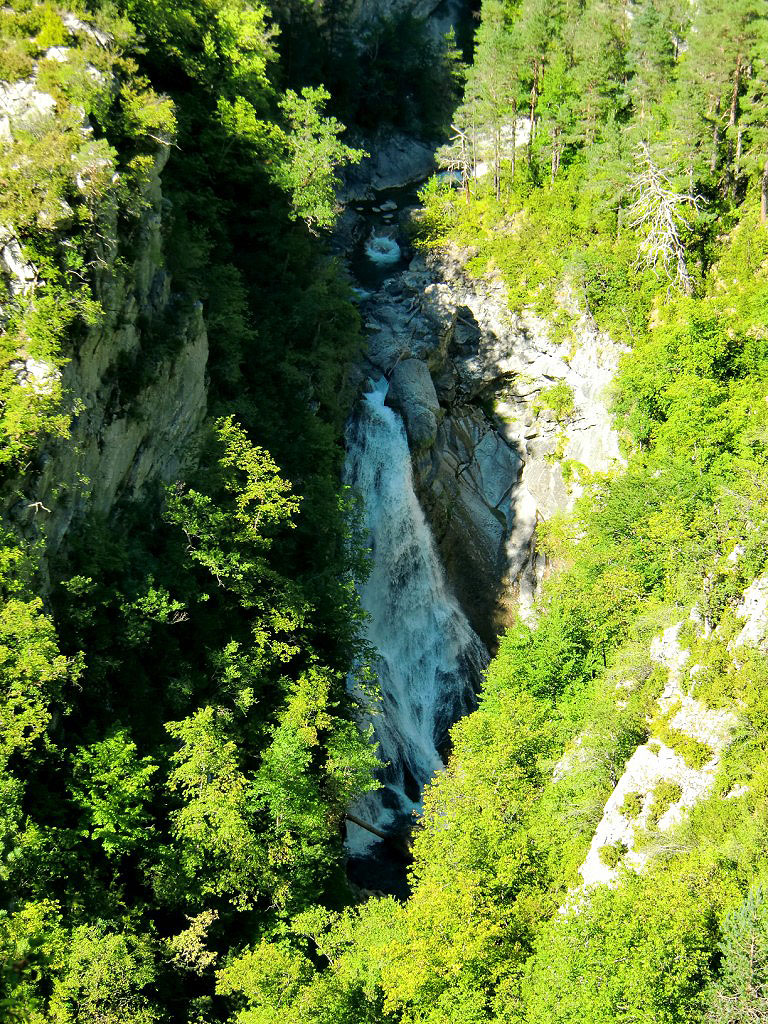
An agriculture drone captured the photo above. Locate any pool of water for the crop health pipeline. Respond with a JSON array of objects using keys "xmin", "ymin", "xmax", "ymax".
[{"xmin": 346, "ymin": 181, "xmax": 425, "ymax": 291}]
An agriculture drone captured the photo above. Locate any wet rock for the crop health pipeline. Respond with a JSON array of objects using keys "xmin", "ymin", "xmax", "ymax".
[
  {"xmin": 386, "ymin": 358, "xmax": 440, "ymax": 447},
  {"xmin": 349, "ymin": 236, "xmax": 624, "ymax": 639},
  {"xmin": 333, "ymin": 208, "xmax": 367, "ymax": 252},
  {"xmin": 414, "ymin": 407, "xmax": 521, "ymax": 644},
  {"xmin": 341, "ymin": 130, "xmax": 436, "ymax": 200}
]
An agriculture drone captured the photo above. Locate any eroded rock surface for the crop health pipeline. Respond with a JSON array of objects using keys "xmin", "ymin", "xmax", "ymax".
[
  {"xmin": 386, "ymin": 358, "xmax": 440, "ymax": 448},
  {"xmin": 732, "ymin": 576, "xmax": 768, "ymax": 652},
  {"xmin": 341, "ymin": 131, "xmax": 436, "ymax": 201},
  {"xmin": 355, "ymin": 243, "xmax": 624, "ymax": 641},
  {"xmin": 8, "ymin": 145, "xmax": 208, "ymax": 559},
  {"xmin": 575, "ymin": 619, "xmax": 738, "ymax": 893}
]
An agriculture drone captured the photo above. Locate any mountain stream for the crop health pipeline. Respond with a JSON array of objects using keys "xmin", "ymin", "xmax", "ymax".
[{"xmin": 343, "ymin": 188, "xmax": 487, "ymax": 895}]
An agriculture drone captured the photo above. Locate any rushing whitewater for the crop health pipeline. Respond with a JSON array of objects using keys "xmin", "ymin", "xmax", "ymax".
[
  {"xmin": 364, "ymin": 232, "xmax": 401, "ymax": 265},
  {"xmin": 344, "ymin": 380, "xmax": 487, "ymax": 853}
]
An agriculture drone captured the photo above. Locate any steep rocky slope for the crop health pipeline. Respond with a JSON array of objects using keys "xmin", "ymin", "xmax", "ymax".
[
  {"xmin": 356, "ymin": 240, "xmax": 624, "ymax": 643},
  {"xmin": 26, "ymin": 149, "xmax": 208, "ymax": 557},
  {"xmin": 1, "ymin": 57, "xmax": 208, "ymax": 561},
  {"xmin": 567, "ymin": 570, "xmax": 768, "ymax": 895}
]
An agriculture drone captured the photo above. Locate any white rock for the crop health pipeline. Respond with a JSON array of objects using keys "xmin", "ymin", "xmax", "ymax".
[
  {"xmin": 61, "ymin": 12, "xmax": 112, "ymax": 47},
  {"xmin": 575, "ymin": 618, "xmax": 737, "ymax": 895},
  {"xmin": 0, "ymin": 229, "xmax": 37, "ymax": 296},
  {"xmin": 44, "ymin": 46, "xmax": 70, "ymax": 62},
  {"xmin": 0, "ymin": 80, "xmax": 56, "ymax": 126},
  {"xmin": 727, "ymin": 544, "xmax": 746, "ymax": 564},
  {"xmin": 731, "ymin": 576, "xmax": 768, "ymax": 651}
]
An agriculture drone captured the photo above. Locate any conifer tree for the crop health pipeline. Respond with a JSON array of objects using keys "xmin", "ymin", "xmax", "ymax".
[
  {"xmin": 570, "ymin": 0, "xmax": 627, "ymax": 146},
  {"xmin": 625, "ymin": 0, "xmax": 676, "ymax": 122},
  {"xmin": 464, "ymin": 0, "xmax": 521, "ymax": 198}
]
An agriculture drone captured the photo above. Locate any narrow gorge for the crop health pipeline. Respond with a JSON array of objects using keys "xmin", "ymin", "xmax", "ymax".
[
  {"xmin": 2, "ymin": 1, "xmax": 768, "ymax": 1022},
  {"xmin": 336, "ymin": 141, "xmax": 626, "ymax": 880}
]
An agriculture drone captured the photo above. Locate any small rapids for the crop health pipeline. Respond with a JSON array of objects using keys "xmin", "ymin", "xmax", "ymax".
[
  {"xmin": 364, "ymin": 232, "xmax": 402, "ymax": 265},
  {"xmin": 343, "ymin": 380, "xmax": 487, "ymax": 866}
]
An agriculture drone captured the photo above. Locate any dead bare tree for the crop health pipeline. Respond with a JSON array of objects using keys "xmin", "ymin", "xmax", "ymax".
[
  {"xmin": 447, "ymin": 123, "xmax": 474, "ymax": 204},
  {"xmin": 628, "ymin": 142, "xmax": 699, "ymax": 295}
]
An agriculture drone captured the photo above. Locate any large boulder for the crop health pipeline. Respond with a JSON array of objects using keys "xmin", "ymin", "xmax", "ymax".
[
  {"xmin": 386, "ymin": 358, "xmax": 440, "ymax": 448},
  {"xmin": 414, "ymin": 406, "xmax": 522, "ymax": 645},
  {"xmin": 341, "ymin": 131, "xmax": 436, "ymax": 200}
]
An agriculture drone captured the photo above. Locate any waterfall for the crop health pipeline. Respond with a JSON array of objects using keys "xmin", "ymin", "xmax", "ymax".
[{"xmin": 343, "ymin": 379, "xmax": 487, "ymax": 855}]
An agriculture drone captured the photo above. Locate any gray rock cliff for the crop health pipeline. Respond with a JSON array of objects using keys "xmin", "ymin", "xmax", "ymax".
[
  {"xmin": 356, "ymin": 244, "xmax": 624, "ymax": 643},
  {"xmin": 6, "ymin": 142, "xmax": 208, "ymax": 558}
]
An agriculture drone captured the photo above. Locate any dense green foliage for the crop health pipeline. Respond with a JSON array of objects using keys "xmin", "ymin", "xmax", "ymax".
[
  {"xmin": 202, "ymin": 2, "xmax": 768, "ymax": 1022},
  {"xmin": 0, "ymin": 0, "xmax": 393, "ymax": 1020},
  {"xmin": 3, "ymin": 0, "xmax": 768, "ymax": 1022},
  {"xmin": 314, "ymin": 1, "xmax": 768, "ymax": 1021}
]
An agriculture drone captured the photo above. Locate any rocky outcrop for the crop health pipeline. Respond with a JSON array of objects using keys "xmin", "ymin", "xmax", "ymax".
[
  {"xmin": 732, "ymin": 576, "xmax": 768, "ymax": 652},
  {"xmin": 572, "ymin": 569, "xmax": 768, "ymax": 895},
  {"xmin": 8, "ymin": 146, "xmax": 207, "ymax": 558},
  {"xmin": 341, "ymin": 131, "xmax": 436, "ymax": 201},
  {"xmin": 576, "ymin": 621, "xmax": 737, "ymax": 891},
  {"xmin": 355, "ymin": 243, "xmax": 624, "ymax": 642},
  {"xmin": 0, "ymin": 32, "xmax": 208, "ymax": 560},
  {"xmin": 413, "ymin": 409, "xmax": 520, "ymax": 642},
  {"xmin": 386, "ymin": 358, "xmax": 440, "ymax": 447}
]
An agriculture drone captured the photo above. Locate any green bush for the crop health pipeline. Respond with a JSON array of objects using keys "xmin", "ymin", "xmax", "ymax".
[
  {"xmin": 620, "ymin": 792, "xmax": 644, "ymax": 819},
  {"xmin": 647, "ymin": 780, "xmax": 683, "ymax": 827},
  {"xmin": 36, "ymin": 3, "xmax": 68, "ymax": 49},
  {"xmin": 0, "ymin": 37, "xmax": 35, "ymax": 80},
  {"xmin": 656, "ymin": 721, "xmax": 714, "ymax": 770},
  {"xmin": 535, "ymin": 380, "xmax": 575, "ymax": 422},
  {"xmin": 599, "ymin": 840, "xmax": 628, "ymax": 868}
]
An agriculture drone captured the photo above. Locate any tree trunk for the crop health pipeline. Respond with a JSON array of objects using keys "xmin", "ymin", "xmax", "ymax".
[
  {"xmin": 494, "ymin": 125, "xmax": 501, "ymax": 201},
  {"xmin": 528, "ymin": 61, "xmax": 539, "ymax": 166},
  {"xmin": 710, "ymin": 96, "xmax": 721, "ymax": 173},
  {"xmin": 463, "ymin": 136, "xmax": 470, "ymax": 206},
  {"xmin": 511, "ymin": 114, "xmax": 516, "ymax": 184},
  {"xmin": 471, "ymin": 109, "xmax": 477, "ymax": 188},
  {"xmin": 551, "ymin": 127, "xmax": 560, "ymax": 183},
  {"xmin": 727, "ymin": 58, "xmax": 742, "ymax": 198},
  {"xmin": 761, "ymin": 159, "xmax": 768, "ymax": 224},
  {"xmin": 551, "ymin": 135, "xmax": 556, "ymax": 184},
  {"xmin": 729, "ymin": 59, "xmax": 741, "ymax": 129}
]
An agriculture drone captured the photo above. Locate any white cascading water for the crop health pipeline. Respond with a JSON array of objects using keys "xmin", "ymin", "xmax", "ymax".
[
  {"xmin": 364, "ymin": 232, "xmax": 401, "ymax": 265},
  {"xmin": 343, "ymin": 379, "xmax": 487, "ymax": 854}
]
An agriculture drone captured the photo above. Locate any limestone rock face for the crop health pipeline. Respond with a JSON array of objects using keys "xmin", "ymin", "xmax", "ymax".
[
  {"xmin": 386, "ymin": 358, "xmax": 440, "ymax": 447},
  {"xmin": 413, "ymin": 408, "xmax": 520, "ymax": 644},
  {"xmin": 573, "ymin": 618, "xmax": 738, "ymax": 894},
  {"xmin": 0, "ymin": 47, "xmax": 207, "ymax": 558},
  {"xmin": 732, "ymin": 576, "xmax": 768, "ymax": 652},
  {"xmin": 341, "ymin": 131, "xmax": 436, "ymax": 201},
  {"xmin": 0, "ymin": 79, "xmax": 57, "ymax": 140},
  {"xmin": 12, "ymin": 147, "xmax": 208, "ymax": 559}
]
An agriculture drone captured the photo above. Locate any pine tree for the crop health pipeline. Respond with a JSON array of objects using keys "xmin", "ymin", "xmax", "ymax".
[
  {"xmin": 516, "ymin": 0, "xmax": 552, "ymax": 165},
  {"xmin": 570, "ymin": 0, "xmax": 627, "ymax": 147},
  {"xmin": 536, "ymin": 47, "xmax": 576, "ymax": 180},
  {"xmin": 743, "ymin": 54, "xmax": 768, "ymax": 221},
  {"xmin": 464, "ymin": 0, "xmax": 522, "ymax": 198},
  {"xmin": 625, "ymin": 0, "xmax": 676, "ymax": 122},
  {"xmin": 706, "ymin": 887, "xmax": 768, "ymax": 1022}
]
